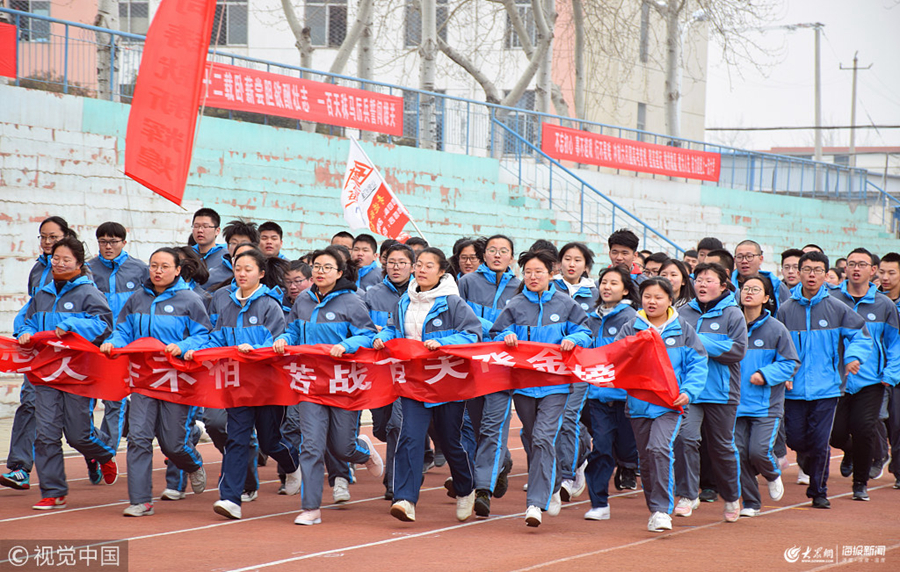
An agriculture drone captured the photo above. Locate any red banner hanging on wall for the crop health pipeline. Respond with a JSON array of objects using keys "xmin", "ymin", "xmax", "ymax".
[
  {"xmin": 202, "ymin": 62, "xmax": 404, "ymax": 137},
  {"xmin": 541, "ymin": 123, "xmax": 721, "ymax": 182},
  {"xmin": 124, "ymin": 0, "xmax": 217, "ymax": 205},
  {"xmin": 0, "ymin": 23, "xmax": 16, "ymax": 79}
]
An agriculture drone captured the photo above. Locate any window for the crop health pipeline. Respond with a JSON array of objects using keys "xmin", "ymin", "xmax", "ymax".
[
  {"xmin": 210, "ymin": 0, "xmax": 248, "ymax": 46},
  {"xmin": 118, "ymin": 0, "xmax": 149, "ymax": 37},
  {"xmin": 10, "ymin": 1, "xmax": 50, "ymax": 42},
  {"xmin": 504, "ymin": 0, "xmax": 535, "ymax": 49},
  {"xmin": 405, "ymin": 0, "xmax": 448, "ymax": 48},
  {"xmin": 636, "ymin": 102, "xmax": 647, "ymax": 142},
  {"xmin": 833, "ymin": 155, "xmax": 850, "ymax": 166},
  {"xmin": 639, "ymin": 1, "xmax": 650, "ymax": 63},
  {"xmin": 403, "ymin": 89, "xmax": 445, "ymax": 150},
  {"xmin": 306, "ymin": 0, "xmax": 347, "ymax": 48},
  {"xmin": 502, "ymin": 90, "xmax": 537, "ymax": 155}
]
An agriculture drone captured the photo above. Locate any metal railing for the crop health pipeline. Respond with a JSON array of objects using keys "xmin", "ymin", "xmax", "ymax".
[
  {"xmin": 867, "ymin": 180, "xmax": 900, "ymax": 234},
  {"xmin": 493, "ymin": 116, "xmax": 685, "ymax": 256},
  {"xmin": 0, "ymin": 8, "xmax": 880, "ymax": 209}
]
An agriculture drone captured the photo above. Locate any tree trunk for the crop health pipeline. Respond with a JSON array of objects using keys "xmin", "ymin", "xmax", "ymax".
[
  {"xmin": 419, "ymin": 0, "xmax": 438, "ymax": 150},
  {"xmin": 572, "ymin": 0, "xmax": 585, "ymax": 121},
  {"xmin": 94, "ymin": 0, "xmax": 118, "ymax": 102},
  {"xmin": 533, "ymin": 0, "xmax": 554, "ymax": 115},
  {"xmin": 357, "ymin": 2, "xmax": 375, "ymax": 141},
  {"xmin": 330, "ymin": 0, "xmax": 374, "ymax": 75},
  {"xmin": 663, "ymin": 2, "xmax": 682, "ymax": 140},
  {"xmin": 280, "ymin": 0, "xmax": 316, "ymax": 132}
]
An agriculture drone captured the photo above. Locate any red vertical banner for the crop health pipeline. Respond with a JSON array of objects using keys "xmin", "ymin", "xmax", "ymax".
[
  {"xmin": 0, "ymin": 23, "xmax": 16, "ymax": 79},
  {"xmin": 124, "ymin": 0, "xmax": 217, "ymax": 205}
]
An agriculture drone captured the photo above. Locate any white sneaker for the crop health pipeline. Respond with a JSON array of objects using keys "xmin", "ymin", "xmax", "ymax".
[
  {"xmin": 559, "ymin": 480, "xmax": 575, "ymax": 502},
  {"xmin": 523, "ymin": 483, "xmax": 528, "ymax": 491},
  {"xmin": 767, "ymin": 476, "xmax": 784, "ymax": 501},
  {"xmin": 241, "ymin": 490, "xmax": 258, "ymax": 503},
  {"xmin": 547, "ymin": 490, "xmax": 562, "ymax": 517},
  {"xmin": 160, "ymin": 488, "xmax": 186, "ymax": 501},
  {"xmin": 648, "ymin": 511, "xmax": 672, "ymax": 532},
  {"xmin": 797, "ymin": 467, "xmax": 810, "ymax": 485},
  {"xmin": 123, "ymin": 503, "xmax": 154, "ymax": 517},
  {"xmin": 332, "ymin": 476, "xmax": 351, "ymax": 504},
  {"xmin": 723, "ymin": 500, "xmax": 741, "ymax": 522},
  {"xmin": 525, "ymin": 505, "xmax": 542, "ymax": 527},
  {"xmin": 195, "ymin": 420, "xmax": 211, "ymax": 443},
  {"xmin": 294, "ymin": 509, "xmax": 321, "ymax": 525},
  {"xmin": 189, "ymin": 466, "xmax": 206, "ymax": 494},
  {"xmin": 674, "ymin": 497, "xmax": 699, "ymax": 517},
  {"xmin": 584, "ymin": 506, "xmax": 610, "ymax": 521},
  {"xmin": 213, "ymin": 499, "xmax": 242, "ymax": 520},
  {"xmin": 359, "ymin": 435, "xmax": 384, "ymax": 478},
  {"xmin": 390, "ymin": 500, "xmax": 416, "ymax": 522},
  {"xmin": 739, "ymin": 507, "xmax": 760, "ymax": 518},
  {"xmin": 572, "ymin": 460, "xmax": 587, "ymax": 498},
  {"xmin": 456, "ymin": 490, "xmax": 475, "ymax": 522},
  {"xmin": 284, "ymin": 467, "xmax": 302, "ymax": 496}
]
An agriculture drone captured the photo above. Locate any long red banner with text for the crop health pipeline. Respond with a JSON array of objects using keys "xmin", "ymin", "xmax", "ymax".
[
  {"xmin": 0, "ymin": 330, "xmax": 680, "ymax": 412},
  {"xmin": 203, "ymin": 62, "xmax": 404, "ymax": 137},
  {"xmin": 541, "ymin": 123, "xmax": 721, "ymax": 182}
]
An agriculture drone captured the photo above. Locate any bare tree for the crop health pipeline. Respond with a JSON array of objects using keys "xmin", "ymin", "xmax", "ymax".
[
  {"xmin": 94, "ymin": 0, "xmax": 119, "ymax": 101},
  {"xmin": 419, "ymin": 0, "xmax": 438, "ymax": 149},
  {"xmin": 279, "ymin": 0, "xmax": 374, "ymax": 75},
  {"xmin": 572, "ymin": 0, "xmax": 585, "ymax": 120},
  {"xmin": 281, "ymin": 0, "xmax": 314, "ymax": 69}
]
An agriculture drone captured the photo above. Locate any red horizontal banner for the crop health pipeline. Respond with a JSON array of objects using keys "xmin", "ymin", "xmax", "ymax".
[
  {"xmin": 541, "ymin": 123, "xmax": 721, "ymax": 182},
  {"xmin": 203, "ymin": 61, "xmax": 403, "ymax": 136},
  {"xmin": 0, "ymin": 330, "xmax": 680, "ymax": 412}
]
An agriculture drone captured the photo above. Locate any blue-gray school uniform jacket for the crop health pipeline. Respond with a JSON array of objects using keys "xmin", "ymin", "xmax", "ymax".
[
  {"xmin": 105, "ymin": 277, "xmax": 212, "ymax": 354},
  {"xmin": 198, "ymin": 285, "xmax": 285, "ymax": 349},
  {"xmin": 194, "ymin": 244, "xmax": 227, "ymax": 291},
  {"xmin": 615, "ymin": 310, "xmax": 709, "ymax": 419},
  {"xmin": 13, "ymin": 254, "xmax": 55, "ymax": 335},
  {"xmin": 553, "ymin": 277, "xmax": 599, "ymax": 314},
  {"xmin": 357, "ymin": 261, "xmax": 382, "ymax": 291},
  {"xmin": 586, "ymin": 302, "xmax": 637, "ymax": 402},
  {"xmin": 206, "ymin": 280, "xmax": 237, "ymax": 327},
  {"xmin": 731, "ymin": 269, "xmax": 791, "ymax": 312},
  {"xmin": 363, "ymin": 277, "xmax": 407, "ymax": 328},
  {"xmin": 459, "ymin": 264, "xmax": 522, "ymax": 336},
  {"xmin": 276, "ymin": 277, "xmax": 376, "ymax": 354},
  {"xmin": 833, "ymin": 282, "xmax": 900, "ymax": 392},
  {"xmin": 776, "ymin": 285, "xmax": 872, "ymax": 401},
  {"xmin": 490, "ymin": 285, "xmax": 592, "ymax": 398},
  {"xmin": 679, "ymin": 293, "xmax": 748, "ymax": 405},
  {"xmin": 205, "ymin": 254, "xmax": 234, "ymax": 290},
  {"xmin": 19, "ymin": 275, "xmax": 113, "ymax": 345},
  {"xmin": 736, "ymin": 311, "xmax": 800, "ymax": 418},
  {"xmin": 87, "ymin": 252, "xmax": 149, "ymax": 321}
]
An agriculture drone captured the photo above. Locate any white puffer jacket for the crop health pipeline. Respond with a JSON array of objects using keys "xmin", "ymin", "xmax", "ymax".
[{"xmin": 404, "ymin": 274, "xmax": 459, "ymax": 341}]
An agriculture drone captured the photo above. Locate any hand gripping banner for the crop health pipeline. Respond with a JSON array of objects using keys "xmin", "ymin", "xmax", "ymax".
[{"xmin": 1, "ymin": 330, "xmax": 682, "ymax": 412}]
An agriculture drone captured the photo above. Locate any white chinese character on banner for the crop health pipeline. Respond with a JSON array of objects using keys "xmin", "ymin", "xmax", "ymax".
[
  {"xmin": 526, "ymin": 348, "xmax": 569, "ymax": 374},
  {"xmin": 374, "ymin": 357, "xmax": 407, "ymax": 383},
  {"xmin": 203, "ymin": 359, "xmax": 241, "ymax": 389},
  {"xmin": 376, "ymin": 100, "xmax": 384, "ymax": 125},
  {"xmin": 471, "ymin": 351, "xmax": 516, "ymax": 367},
  {"xmin": 325, "ymin": 91, "xmax": 334, "ymax": 116},
  {"xmin": 125, "ymin": 361, "xmax": 142, "ymax": 387},
  {"xmin": 572, "ymin": 363, "xmax": 616, "ymax": 385},
  {"xmin": 38, "ymin": 356, "xmax": 88, "ymax": 382},
  {"xmin": 281, "ymin": 82, "xmax": 293, "ymax": 110},
  {"xmin": 254, "ymin": 77, "xmax": 265, "ymax": 106},
  {"xmin": 330, "ymin": 363, "xmax": 371, "ymax": 393},
  {"xmin": 284, "ymin": 362, "xmax": 316, "ymax": 394},
  {"xmin": 244, "ymin": 75, "xmax": 255, "ymax": 105},
  {"xmin": 347, "ymin": 95, "xmax": 356, "ymax": 120},
  {"xmin": 423, "ymin": 356, "xmax": 467, "ymax": 385},
  {"xmin": 263, "ymin": 79, "xmax": 275, "ymax": 106},
  {"xmin": 223, "ymin": 72, "xmax": 234, "ymax": 101},
  {"xmin": 149, "ymin": 356, "xmax": 197, "ymax": 392},
  {"xmin": 273, "ymin": 81, "xmax": 284, "ymax": 108},
  {"xmin": 234, "ymin": 74, "xmax": 244, "ymax": 102},
  {"xmin": 299, "ymin": 85, "xmax": 310, "ymax": 112},
  {"xmin": 340, "ymin": 93, "xmax": 349, "ymax": 118},
  {"xmin": 1, "ymin": 345, "xmax": 37, "ymax": 363}
]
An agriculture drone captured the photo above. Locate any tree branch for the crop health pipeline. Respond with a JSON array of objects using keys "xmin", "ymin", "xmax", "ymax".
[{"xmin": 437, "ymin": 36, "xmax": 502, "ymax": 104}]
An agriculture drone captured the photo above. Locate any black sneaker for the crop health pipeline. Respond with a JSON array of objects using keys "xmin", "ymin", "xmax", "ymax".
[
  {"xmin": 613, "ymin": 466, "xmax": 625, "ymax": 491},
  {"xmin": 894, "ymin": 477, "xmax": 900, "ymax": 489},
  {"xmin": 620, "ymin": 467, "xmax": 637, "ymax": 490},
  {"xmin": 852, "ymin": 483, "xmax": 869, "ymax": 501},
  {"xmin": 811, "ymin": 496, "xmax": 831, "ymax": 509},
  {"xmin": 384, "ymin": 487, "xmax": 393, "ymax": 501},
  {"xmin": 699, "ymin": 488, "xmax": 718, "ymax": 503},
  {"xmin": 474, "ymin": 489, "xmax": 491, "ymax": 518},
  {"xmin": 434, "ymin": 452, "xmax": 447, "ymax": 468},
  {"xmin": 87, "ymin": 459, "xmax": 102, "ymax": 486},
  {"xmin": 493, "ymin": 458, "xmax": 513, "ymax": 499},
  {"xmin": 840, "ymin": 455, "xmax": 853, "ymax": 478},
  {"xmin": 257, "ymin": 451, "xmax": 268, "ymax": 467},
  {"xmin": 444, "ymin": 477, "xmax": 457, "ymax": 499},
  {"xmin": 869, "ymin": 457, "xmax": 887, "ymax": 480}
]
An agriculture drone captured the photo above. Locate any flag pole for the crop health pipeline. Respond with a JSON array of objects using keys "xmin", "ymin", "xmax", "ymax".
[{"xmin": 406, "ymin": 218, "xmax": 428, "ymax": 242}]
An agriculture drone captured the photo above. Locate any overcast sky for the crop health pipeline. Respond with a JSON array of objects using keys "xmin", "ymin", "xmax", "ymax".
[{"xmin": 705, "ymin": 0, "xmax": 900, "ymax": 151}]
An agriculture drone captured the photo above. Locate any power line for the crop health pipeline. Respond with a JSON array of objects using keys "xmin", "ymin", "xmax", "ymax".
[{"xmin": 706, "ymin": 125, "xmax": 900, "ymax": 131}]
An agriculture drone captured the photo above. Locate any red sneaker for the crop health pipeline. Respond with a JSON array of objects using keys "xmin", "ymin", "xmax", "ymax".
[
  {"xmin": 100, "ymin": 458, "xmax": 118, "ymax": 485},
  {"xmin": 33, "ymin": 496, "xmax": 67, "ymax": 510}
]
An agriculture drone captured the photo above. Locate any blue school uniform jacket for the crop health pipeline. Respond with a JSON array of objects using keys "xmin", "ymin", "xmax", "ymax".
[
  {"xmin": 276, "ymin": 277, "xmax": 376, "ymax": 354},
  {"xmin": 199, "ymin": 285, "xmax": 285, "ymax": 349},
  {"xmin": 363, "ymin": 277, "xmax": 407, "ymax": 328},
  {"xmin": 680, "ymin": 293, "xmax": 748, "ymax": 405},
  {"xmin": 776, "ymin": 285, "xmax": 872, "ymax": 401},
  {"xmin": 490, "ymin": 285, "xmax": 592, "ymax": 398},
  {"xmin": 553, "ymin": 277, "xmax": 600, "ymax": 314},
  {"xmin": 834, "ymin": 282, "xmax": 900, "ymax": 392},
  {"xmin": 731, "ymin": 269, "xmax": 791, "ymax": 312},
  {"xmin": 586, "ymin": 302, "xmax": 637, "ymax": 402},
  {"xmin": 195, "ymin": 244, "xmax": 227, "ymax": 291},
  {"xmin": 357, "ymin": 261, "xmax": 382, "ymax": 291},
  {"xmin": 615, "ymin": 310, "xmax": 709, "ymax": 419},
  {"xmin": 736, "ymin": 311, "xmax": 800, "ymax": 418},
  {"xmin": 12, "ymin": 254, "xmax": 56, "ymax": 334},
  {"xmin": 105, "ymin": 277, "xmax": 212, "ymax": 353},
  {"xmin": 206, "ymin": 254, "xmax": 234, "ymax": 290},
  {"xmin": 459, "ymin": 264, "xmax": 522, "ymax": 335},
  {"xmin": 206, "ymin": 280, "xmax": 237, "ymax": 327},
  {"xmin": 87, "ymin": 252, "xmax": 149, "ymax": 321},
  {"xmin": 19, "ymin": 275, "xmax": 113, "ymax": 344}
]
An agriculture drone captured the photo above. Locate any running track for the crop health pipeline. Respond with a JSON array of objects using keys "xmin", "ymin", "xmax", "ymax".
[{"xmin": 1, "ymin": 419, "xmax": 898, "ymax": 571}]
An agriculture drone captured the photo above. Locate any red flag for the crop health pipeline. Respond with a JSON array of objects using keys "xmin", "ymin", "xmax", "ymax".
[
  {"xmin": 124, "ymin": 0, "xmax": 217, "ymax": 205},
  {"xmin": 340, "ymin": 138, "xmax": 411, "ymax": 239},
  {"xmin": 0, "ymin": 23, "xmax": 16, "ymax": 79}
]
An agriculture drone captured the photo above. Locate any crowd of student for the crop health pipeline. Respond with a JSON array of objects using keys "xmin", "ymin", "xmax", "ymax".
[{"xmin": 3, "ymin": 208, "xmax": 899, "ymax": 533}]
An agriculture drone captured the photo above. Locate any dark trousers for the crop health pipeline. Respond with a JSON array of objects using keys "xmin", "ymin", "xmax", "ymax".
[
  {"xmin": 830, "ymin": 383, "xmax": 885, "ymax": 485},
  {"xmin": 585, "ymin": 400, "xmax": 638, "ymax": 509},
  {"xmin": 785, "ymin": 397, "xmax": 838, "ymax": 499}
]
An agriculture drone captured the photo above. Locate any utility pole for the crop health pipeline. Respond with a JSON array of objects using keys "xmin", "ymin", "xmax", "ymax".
[
  {"xmin": 813, "ymin": 24, "xmax": 823, "ymax": 163},
  {"xmin": 840, "ymin": 52, "xmax": 872, "ymax": 168}
]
